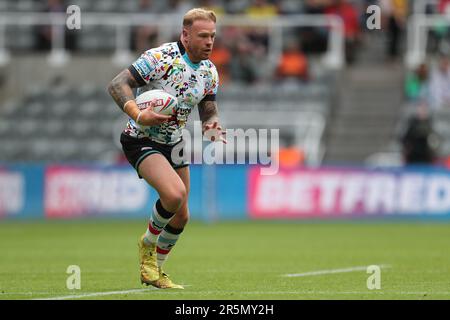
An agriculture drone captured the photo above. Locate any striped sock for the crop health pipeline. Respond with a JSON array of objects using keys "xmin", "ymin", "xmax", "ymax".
[
  {"xmin": 143, "ymin": 199, "xmax": 175, "ymax": 246},
  {"xmin": 157, "ymin": 224, "xmax": 184, "ymax": 268}
]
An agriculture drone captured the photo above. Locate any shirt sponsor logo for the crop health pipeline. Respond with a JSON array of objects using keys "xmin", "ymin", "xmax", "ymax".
[{"xmin": 134, "ymin": 58, "xmax": 154, "ymax": 79}]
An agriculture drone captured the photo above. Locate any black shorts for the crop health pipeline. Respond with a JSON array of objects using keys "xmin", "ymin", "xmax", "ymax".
[{"xmin": 120, "ymin": 133, "xmax": 189, "ymax": 178}]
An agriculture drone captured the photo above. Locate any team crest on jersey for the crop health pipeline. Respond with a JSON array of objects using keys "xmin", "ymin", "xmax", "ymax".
[
  {"xmin": 199, "ymin": 69, "xmax": 210, "ymax": 79},
  {"xmin": 168, "ymin": 63, "xmax": 184, "ymax": 84},
  {"xmin": 188, "ymin": 75, "xmax": 197, "ymax": 88},
  {"xmin": 171, "ymin": 71, "xmax": 183, "ymax": 84}
]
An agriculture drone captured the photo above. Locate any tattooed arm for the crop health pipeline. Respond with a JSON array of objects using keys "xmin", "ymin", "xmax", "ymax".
[
  {"xmin": 198, "ymin": 100, "xmax": 226, "ymax": 143},
  {"xmin": 198, "ymin": 100, "xmax": 219, "ymax": 128},
  {"xmin": 107, "ymin": 69, "xmax": 170, "ymax": 126},
  {"xmin": 108, "ymin": 69, "xmax": 139, "ymax": 111}
]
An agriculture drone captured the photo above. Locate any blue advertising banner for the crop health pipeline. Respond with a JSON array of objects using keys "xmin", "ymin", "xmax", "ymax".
[
  {"xmin": 2, "ymin": 164, "xmax": 450, "ymax": 220},
  {"xmin": 0, "ymin": 164, "xmax": 43, "ymax": 219}
]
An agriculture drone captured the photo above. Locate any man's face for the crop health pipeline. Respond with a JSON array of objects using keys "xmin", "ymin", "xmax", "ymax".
[{"xmin": 183, "ymin": 19, "xmax": 216, "ymax": 62}]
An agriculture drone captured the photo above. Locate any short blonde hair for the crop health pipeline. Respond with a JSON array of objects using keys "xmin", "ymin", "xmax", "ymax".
[{"xmin": 183, "ymin": 8, "xmax": 217, "ymax": 28}]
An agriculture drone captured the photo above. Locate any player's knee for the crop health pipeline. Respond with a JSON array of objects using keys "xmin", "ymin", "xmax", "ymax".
[{"xmin": 162, "ymin": 185, "xmax": 187, "ymax": 211}]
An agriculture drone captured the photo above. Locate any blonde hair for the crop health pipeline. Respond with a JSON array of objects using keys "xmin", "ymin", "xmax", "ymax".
[{"xmin": 183, "ymin": 8, "xmax": 217, "ymax": 28}]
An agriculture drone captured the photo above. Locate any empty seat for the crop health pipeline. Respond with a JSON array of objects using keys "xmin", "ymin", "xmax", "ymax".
[
  {"xmin": 42, "ymin": 120, "xmax": 66, "ymax": 138},
  {"xmin": 51, "ymin": 101, "xmax": 73, "ymax": 118},
  {"xmin": 5, "ymin": 25, "xmax": 35, "ymax": 50},
  {"xmin": 79, "ymin": 100, "xmax": 100, "ymax": 118},
  {"xmin": 24, "ymin": 101, "xmax": 46, "ymax": 118}
]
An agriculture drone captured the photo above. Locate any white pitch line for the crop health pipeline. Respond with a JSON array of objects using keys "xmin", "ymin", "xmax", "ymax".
[
  {"xmin": 27, "ymin": 289, "xmax": 450, "ymax": 300},
  {"xmin": 32, "ymin": 285, "xmax": 192, "ymax": 300},
  {"xmin": 282, "ymin": 265, "xmax": 391, "ymax": 278},
  {"xmin": 33, "ymin": 288, "xmax": 159, "ymax": 300},
  {"xmin": 128, "ymin": 290, "xmax": 450, "ymax": 296}
]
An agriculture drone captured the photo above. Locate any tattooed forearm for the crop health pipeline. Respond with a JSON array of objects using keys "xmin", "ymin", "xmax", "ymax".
[
  {"xmin": 198, "ymin": 100, "xmax": 219, "ymax": 124},
  {"xmin": 107, "ymin": 69, "xmax": 140, "ymax": 110}
]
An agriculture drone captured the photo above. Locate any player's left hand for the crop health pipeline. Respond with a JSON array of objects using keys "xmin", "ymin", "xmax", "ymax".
[{"xmin": 203, "ymin": 121, "xmax": 227, "ymax": 144}]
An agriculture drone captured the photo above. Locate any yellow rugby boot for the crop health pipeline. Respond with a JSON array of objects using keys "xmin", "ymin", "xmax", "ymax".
[
  {"xmin": 151, "ymin": 269, "xmax": 184, "ymax": 289},
  {"xmin": 138, "ymin": 235, "xmax": 159, "ymax": 284}
]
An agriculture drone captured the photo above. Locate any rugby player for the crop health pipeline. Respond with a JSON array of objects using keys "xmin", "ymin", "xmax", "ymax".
[{"xmin": 107, "ymin": 8, "xmax": 226, "ymax": 289}]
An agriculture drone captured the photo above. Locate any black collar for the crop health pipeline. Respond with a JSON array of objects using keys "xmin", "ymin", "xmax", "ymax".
[{"xmin": 177, "ymin": 40, "xmax": 186, "ymax": 55}]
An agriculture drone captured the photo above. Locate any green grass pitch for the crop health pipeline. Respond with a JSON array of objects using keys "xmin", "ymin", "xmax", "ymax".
[{"xmin": 0, "ymin": 220, "xmax": 449, "ymax": 300}]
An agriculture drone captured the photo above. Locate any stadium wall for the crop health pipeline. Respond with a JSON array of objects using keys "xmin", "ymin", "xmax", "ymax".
[{"xmin": 2, "ymin": 164, "xmax": 450, "ymax": 220}]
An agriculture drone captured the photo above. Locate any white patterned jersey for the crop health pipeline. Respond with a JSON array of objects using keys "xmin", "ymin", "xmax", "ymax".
[{"xmin": 125, "ymin": 41, "xmax": 219, "ymax": 145}]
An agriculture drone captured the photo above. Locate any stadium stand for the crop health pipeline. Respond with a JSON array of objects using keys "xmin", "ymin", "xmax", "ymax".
[
  {"xmin": 0, "ymin": 72, "xmax": 334, "ymax": 164},
  {"xmin": 369, "ymin": 0, "xmax": 450, "ymax": 167},
  {"xmin": 0, "ymin": 0, "xmax": 348, "ymax": 166},
  {"xmin": 4, "ymin": 1, "xmax": 450, "ymax": 167}
]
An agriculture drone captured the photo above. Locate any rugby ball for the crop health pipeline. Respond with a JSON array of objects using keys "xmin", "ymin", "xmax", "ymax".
[{"xmin": 135, "ymin": 89, "xmax": 178, "ymax": 116}]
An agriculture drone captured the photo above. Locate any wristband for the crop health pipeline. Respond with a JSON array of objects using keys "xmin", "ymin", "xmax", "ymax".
[
  {"xmin": 123, "ymin": 100, "xmax": 135, "ymax": 112},
  {"xmin": 136, "ymin": 111, "xmax": 143, "ymax": 125}
]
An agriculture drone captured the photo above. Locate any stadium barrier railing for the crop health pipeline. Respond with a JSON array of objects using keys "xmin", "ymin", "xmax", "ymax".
[
  {"xmin": 0, "ymin": 12, "xmax": 345, "ymax": 69},
  {"xmin": 406, "ymin": 13, "xmax": 450, "ymax": 68}
]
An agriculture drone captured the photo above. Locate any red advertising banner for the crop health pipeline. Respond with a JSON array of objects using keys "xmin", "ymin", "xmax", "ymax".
[{"xmin": 248, "ymin": 167, "xmax": 450, "ymax": 218}]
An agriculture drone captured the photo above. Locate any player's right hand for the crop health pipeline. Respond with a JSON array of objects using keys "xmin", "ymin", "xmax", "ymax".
[{"xmin": 138, "ymin": 100, "xmax": 171, "ymax": 126}]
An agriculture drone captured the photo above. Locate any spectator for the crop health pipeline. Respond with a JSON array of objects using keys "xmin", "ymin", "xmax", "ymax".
[
  {"xmin": 429, "ymin": 0, "xmax": 450, "ymax": 51},
  {"xmin": 36, "ymin": 0, "xmax": 75, "ymax": 51},
  {"xmin": 405, "ymin": 63, "xmax": 430, "ymax": 104},
  {"xmin": 299, "ymin": 0, "xmax": 331, "ymax": 53},
  {"xmin": 278, "ymin": 146, "xmax": 305, "ymax": 167},
  {"xmin": 275, "ymin": 40, "xmax": 309, "ymax": 82},
  {"xmin": 439, "ymin": 0, "xmax": 450, "ymax": 14},
  {"xmin": 277, "ymin": 0, "xmax": 305, "ymax": 14},
  {"xmin": 131, "ymin": 0, "xmax": 160, "ymax": 52},
  {"xmin": 198, "ymin": 0, "xmax": 226, "ymax": 16},
  {"xmin": 325, "ymin": 0, "xmax": 361, "ymax": 64},
  {"xmin": 165, "ymin": 0, "xmax": 194, "ymax": 17},
  {"xmin": 245, "ymin": 0, "xmax": 279, "ymax": 18},
  {"xmin": 429, "ymin": 54, "xmax": 450, "ymax": 110},
  {"xmin": 244, "ymin": 0, "xmax": 279, "ymax": 55},
  {"xmin": 400, "ymin": 106, "xmax": 439, "ymax": 165},
  {"xmin": 209, "ymin": 38, "xmax": 232, "ymax": 84},
  {"xmin": 229, "ymin": 40, "xmax": 259, "ymax": 84},
  {"xmin": 379, "ymin": 0, "xmax": 408, "ymax": 59},
  {"xmin": 304, "ymin": 0, "xmax": 333, "ymax": 13}
]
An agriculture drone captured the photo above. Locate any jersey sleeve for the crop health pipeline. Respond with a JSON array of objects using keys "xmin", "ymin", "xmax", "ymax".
[
  {"xmin": 201, "ymin": 63, "xmax": 219, "ymax": 102},
  {"xmin": 128, "ymin": 49, "xmax": 165, "ymax": 86}
]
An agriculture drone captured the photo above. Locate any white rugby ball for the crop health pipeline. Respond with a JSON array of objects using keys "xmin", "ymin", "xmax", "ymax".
[{"xmin": 135, "ymin": 89, "xmax": 178, "ymax": 116}]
